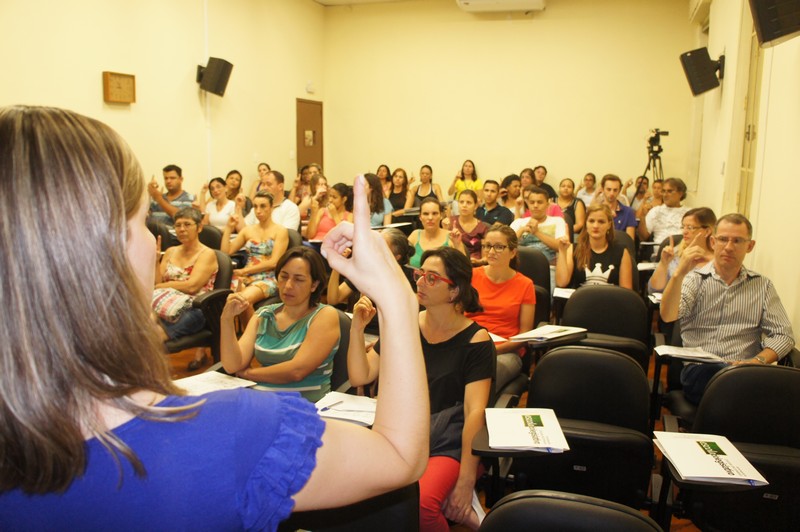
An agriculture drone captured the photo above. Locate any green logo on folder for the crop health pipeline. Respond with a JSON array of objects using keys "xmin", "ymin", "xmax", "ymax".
[
  {"xmin": 522, "ymin": 415, "xmax": 543, "ymax": 428},
  {"xmin": 697, "ymin": 441, "xmax": 726, "ymax": 456}
]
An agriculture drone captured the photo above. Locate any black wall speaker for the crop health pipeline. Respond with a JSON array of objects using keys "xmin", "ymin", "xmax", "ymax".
[
  {"xmin": 197, "ymin": 57, "xmax": 233, "ymax": 97},
  {"xmin": 680, "ymin": 47, "xmax": 724, "ymax": 96},
  {"xmin": 749, "ymin": 0, "xmax": 800, "ymax": 47}
]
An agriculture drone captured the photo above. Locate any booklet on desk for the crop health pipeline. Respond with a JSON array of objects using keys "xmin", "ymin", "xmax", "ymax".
[
  {"xmin": 654, "ymin": 431, "xmax": 768, "ymax": 486},
  {"xmin": 174, "ymin": 371, "xmax": 257, "ymax": 396},
  {"xmin": 485, "ymin": 408, "xmax": 569, "ymax": 452},
  {"xmin": 510, "ymin": 324, "xmax": 587, "ymax": 343},
  {"xmin": 655, "ymin": 345, "xmax": 725, "ymax": 363},
  {"xmin": 316, "ymin": 391, "xmax": 377, "ymax": 427}
]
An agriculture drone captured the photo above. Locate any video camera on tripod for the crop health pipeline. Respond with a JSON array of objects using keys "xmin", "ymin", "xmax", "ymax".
[
  {"xmin": 643, "ymin": 128, "xmax": 668, "ymax": 180},
  {"xmin": 648, "ymin": 128, "xmax": 669, "ymax": 155}
]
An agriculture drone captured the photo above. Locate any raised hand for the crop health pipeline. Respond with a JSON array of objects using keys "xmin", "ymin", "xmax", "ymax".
[
  {"xmin": 321, "ymin": 175, "xmax": 409, "ymax": 307},
  {"xmin": 221, "ymin": 291, "xmax": 250, "ymax": 319},
  {"xmin": 352, "ymin": 295, "xmax": 377, "ymax": 331},
  {"xmin": 557, "ymin": 235, "xmax": 571, "ymax": 253},
  {"xmin": 147, "ymin": 177, "xmax": 162, "ymax": 199},
  {"xmin": 660, "ymin": 235, "xmax": 675, "ymax": 264},
  {"xmin": 675, "ymin": 233, "xmax": 704, "ymax": 275},
  {"xmin": 527, "ymin": 218, "xmax": 539, "ymax": 234}
]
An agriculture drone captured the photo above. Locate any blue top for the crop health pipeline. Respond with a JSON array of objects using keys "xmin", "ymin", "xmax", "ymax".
[
  {"xmin": 612, "ymin": 203, "xmax": 637, "ymax": 232},
  {"xmin": 370, "ymin": 198, "xmax": 394, "ymax": 227},
  {"xmin": 148, "ymin": 190, "xmax": 195, "ymax": 226},
  {"xmin": 254, "ymin": 303, "xmax": 339, "ymax": 402},
  {"xmin": 0, "ymin": 390, "xmax": 324, "ymax": 531}
]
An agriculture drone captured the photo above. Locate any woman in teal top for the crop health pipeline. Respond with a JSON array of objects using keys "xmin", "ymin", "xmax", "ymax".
[
  {"xmin": 221, "ymin": 246, "xmax": 340, "ymax": 402},
  {"xmin": 408, "ymin": 197, "xmax": 465, "ymax": 268}
]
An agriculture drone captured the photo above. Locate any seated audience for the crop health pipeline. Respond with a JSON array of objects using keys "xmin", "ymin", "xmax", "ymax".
[
  {"xmin": 222, "ymin": 190, "xmax": 289, "ymax": 321},
  {"xmin": 639, "ymin": 177, "xmax": 689, "ymax": 246},
  {"xmin": 365, "ymin": 173, "xmax": 393, "ymax": 227},
  {"xmin": 531, "ymin": 165, "xmax": 557, "ymax": 201},
  {"xmin": 518, "ymin": 168, "xmax": 562, "ymax": 218},
  {"xmin": 444, "ymin": 190, "xmax": 489, "ymax": 265},
  {"xmin": 575, "ymin": 172, "xmax": 597, "ymax": 207},
  {"xmin": 147, "ymin": 164, "xmax": 195, "ymax": 227},
  {"xmin": 348, "ymin": 247, "xmax": 493, "ymax": 531},
  {"xmin": 448, "ymin": 159, "xmax": 483, "ymax": 202},
  {"xmin": 598, "ymin": 174, "xmax": 636, "ymax": 239},
  {"xmin": 0, "ymin": 108, "xmax": 428, "ymax": 529},
  {"xmin": 408, "ymin": 197, "xmax": 465, "ymax": 269},
  {"xmin": 307, "ymin": 183, "xmax": 353, "ymax": 241},
  {"xmin": 499, "ymin": 174, "xmax": 522, "ymax": 214},
  {"xmin": 466, "ymin": 224, "xmax": 535, "ymax": 391},
  {"xmin": 242, "ymin": 170, "xmax": 300, "ymax": 231},
  {"xmin": 649, "ymin": 207, "xmax": 716, "ymax": 293},
  {"xmin": 477, "ymin": 180, "xmax": 514, "ymax": 226},
  {"xmin": 198, "ymin": 177, "xmax": 235, "ymax": 231},
  {"xmin": 661, "ymin": 213, "xmax": 794, "ymax": 404},
  {"xmin": 248, "ymin": 162, "xmax": 271, "ymax": 199},
  {"xmin": 623, "ymin": 175, "xmax": 651, "ymax": 211},
  {"xmin": 376, "ymin": 163, "xmax": 392, "ymax": 197},
  {"xmin": 387, "ymin": 167, "xmax": 410, "ymax": 217},
  {"xmin": 510, "ymin": 186, "xmax": 567, "ymax": 293},
  {"xmin": 555, "ymin": 204, "xmax": 633, "ymax": 289},
  {"xmin": 556, "ymin": 178, "xmax": 586, "ymax": 238},
  {"xmin": 289, "ymin": 164, "xmax": 314, "ymax": 206},
  {"xmin": 637, "ymin": 178, "xmax": 664, "ymax": 220},
  {"xmin": 153, "ymin": 207, "xmax": 218, "ymax": 370},
  {"xmin": 221, "ymin": 247, "xmax": 339, "ymax": 402},
  {"xmin": 298, "ymin": 173, "xmax": 328, "ymax": 223},
  {"xmin": 405, "ymin": 164, "xmax": 444, "ymax": 210}
]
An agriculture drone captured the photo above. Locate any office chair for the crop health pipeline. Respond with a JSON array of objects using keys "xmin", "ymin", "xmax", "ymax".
[
  {"xmin": 614, "ymin": 230, "xmax": 639, "ymax": 292},
  {"xmin": 329, "ymin": 309, "xmax": 353, "ymax": 393},
  {"xmin": 165, "ymin": 250, "xmax": 233, "ymax": 363},
  {"xmin": 664, "ymin": 364, "xmax": 800, "ymax": 531},
  {"xmin": 147, "ymin": 219, "xmax": 179, "ymax": 251},
  {"xmin": 287, "ymin": 228, "xmax": 303, "ymax": 249},
  {"xmin": 510, "ymin": 346, "xmax": 653, "ymax": 509},
  {"xmin": 517, "ymin": 247, "xmax": 551, "ymax": 299},
  {"xmin": 561, "ymin": 284, "xmax": 651, "ymax": 373},
  {"xmin": 480, "ymin": 490, "xmax": 662, "ymax": 532},
  {"xmin": 197, "ymin": 224, "xmax": 223, "ymax": 250},
  {"xmin": 278, "ymin": 482, "xmax": 419, "ymax": 532}
]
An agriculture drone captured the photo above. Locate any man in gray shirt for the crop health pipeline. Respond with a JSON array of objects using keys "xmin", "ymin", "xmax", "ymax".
[
  {"xmin": 661, "ymin": 213, "xmax": 794, "ymax": 404},
  {"xmin": 148, "ymin": 164, "xmax": 195, "ymax": 226}
]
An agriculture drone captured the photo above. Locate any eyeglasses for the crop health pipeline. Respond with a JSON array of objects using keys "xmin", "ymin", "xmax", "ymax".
[
  {"xmin": 681, "ymin": 225, "xmax": 707, "ymax": 232},
  {"xmin": 413, "ymin": 269, "xmax": 455, "ymax": 287},
  {"xmin": 714, "ymin": 236, "xmax": 750, "ymax": 247},
  {"xmin": 481, "ymin": 243, "xmax": 508, "ymax": 253},
  {"xmin": 173, "ymin": 222, "xmax": 197, "ymax": 229}
]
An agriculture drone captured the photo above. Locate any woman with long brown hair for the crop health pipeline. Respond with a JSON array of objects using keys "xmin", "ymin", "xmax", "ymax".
[
  {"xmin": 0, "ymin": 110, "xmax": 428, "ymax": 528},
  {"xmin": 555, "ymin": 203, "xmax": 633, "ymax": 289}
]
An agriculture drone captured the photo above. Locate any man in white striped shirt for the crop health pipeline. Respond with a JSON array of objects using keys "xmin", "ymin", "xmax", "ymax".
[{"xmin": 661, "ymin": 213, "xmax": 794, "ymax": 404}]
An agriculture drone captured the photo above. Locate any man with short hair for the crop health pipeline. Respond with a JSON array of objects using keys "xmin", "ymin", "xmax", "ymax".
[
  {"xmin": 242, "ymin": 170, "xmax": 300, "ymax": 231},
  {"xmin": 599, "ymin": 174, "xmax": 636, "ymax": 240},
  {"xmin": 639, "ymin": 177, "xmax": 689, "ymax": 245},
  {"xmin": 477, "ymin": 180, "xmax": 514, "ymax": 226},
  {"xmin": 148, "ymin": 164, "xmax": 195, "ymax": 226},
  {"xmin": 661, "ymin": 213, "xmax": 794, "ymax": 404}
]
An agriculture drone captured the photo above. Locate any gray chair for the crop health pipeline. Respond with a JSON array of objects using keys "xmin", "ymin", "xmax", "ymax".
[{"xmin": 198, "ymin": 224, "xmax": 223, "ymax": 250}]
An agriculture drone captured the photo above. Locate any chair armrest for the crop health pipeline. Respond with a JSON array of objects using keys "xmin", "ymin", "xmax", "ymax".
[
  {"xmin": 493, "ymin": 393, "xmax": 520, "ymax": 409},
  {"xmin": 662, "ymin": 413, "xmax": 681, "ymax": 433}
]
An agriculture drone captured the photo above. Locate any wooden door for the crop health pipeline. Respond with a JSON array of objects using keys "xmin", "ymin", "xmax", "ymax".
[{"xmin": 296, "ymin": 99, "xmax": 323, "ymax": 172}]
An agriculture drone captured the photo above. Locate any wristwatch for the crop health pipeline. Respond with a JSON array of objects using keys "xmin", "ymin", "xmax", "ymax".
[{"xmin": 755, "ymin": 355, "xmax": 767, "ymax": 364}]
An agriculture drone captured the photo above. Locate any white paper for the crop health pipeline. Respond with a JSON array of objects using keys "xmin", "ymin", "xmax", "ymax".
[
  {"xmin": 648, "ymin": 293, "xmax": 663, "ymax": 304},
  {"xmin": 553, "ymin": 287, "xmax": 575, "ymax": 299},
  {"xmin": 316, "ymin": 391, "xmax": 377, "ymax": 426},
  {"xmin": 654, "ymin": 431, "xmax": 767, "ymax": 486},
  {"xmin": 485, "ymin": 408, "xmax": 570, "ymax": 452},
  {"xmin": 510, "ymin": 324, "xmax": 586, "ymax": 342},
  {"xmin": 489, "ymin": 332, "xmax": 508, "ymax": 343},
  {"xmin": 655, "ymin": 345, "xmax": 725, "ymax": 363},
  {"xmin": 174, "ymin": 372, "xmax": 257, "ymax": 396},
  {"xmin": 638, "ymin": 262, "xmax": 658, "ymax": 271}
]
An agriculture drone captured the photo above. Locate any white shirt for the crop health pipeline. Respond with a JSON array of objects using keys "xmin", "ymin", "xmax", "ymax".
[
  {"xmin": 245, "ymin": 197, "xmax": 300, "ymax": 231},
  {"xmin": 204, "ymin": 199, "xmax": 236, "ymax": 231},
  {"xmin": 645, "ymin": 205, "xmax": 689, "ymax": 245}
]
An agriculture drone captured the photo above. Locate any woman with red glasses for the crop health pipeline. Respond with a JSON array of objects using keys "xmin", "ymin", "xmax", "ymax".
[{"xmin": 347, "ymin": 247, "xmax": 493, "ymax": 531}]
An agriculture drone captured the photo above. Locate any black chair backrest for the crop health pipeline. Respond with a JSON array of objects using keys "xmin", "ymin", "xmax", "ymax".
[
  {"xmin": 527, "ymin": 346, "xmax": 650, "ymax": 434},
  {"xmin": 212, "ymin": 250, "xmax": 233, "ymax": 289},
  {"xmin": 561, "ymin": 285, "xmax": 649, "ymax": 346},
  {"xmin": 287, "ymin": 228, "xmax": 303, "ymax": 248},
  {"xmin": 480, "ymin": 489, "xmax": 663, "ymax": 532},
  {"xmin": 613, "ymin": 231, "xmax": 639, "ymax": 292},
  {"xmin": 534, "ymin": 285, "xmax": 551, "ymax": 327},
  {"xmin": 330, "ymin": 310, "xmax": 352, "ymax": 392},
  {"xmin": 517, "ymin": 247, "xmax": 551, "ymax": 297},
  {"xmin": 655, "ymin": 234, "xmax": 682, "ymax": 263},
  {"xmin": 198, "ymin": 225, "xmax": 223, "ymax": 250},
  {"xmin": 147, "ymin": 220, "xmax": 179, "ymax": 251},
  {"xmin": 693, "ymin": 364, "xmax": 800, "ymax": 448}
]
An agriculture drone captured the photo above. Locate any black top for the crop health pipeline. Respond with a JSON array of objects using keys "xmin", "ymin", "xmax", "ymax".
[
  {"xmin": 570, "ymin": 239, "xmax": 627, "ymax": 288},
  {"xmin": 477, "ymin": 204, "xmax": 515, "ymax": 226},
  {"xmin": 388, "ymin": 190, "xmax": 406, "ymax": 211}
]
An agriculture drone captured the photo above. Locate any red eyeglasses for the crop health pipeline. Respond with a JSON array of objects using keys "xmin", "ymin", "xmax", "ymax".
[{"xmin": 413, "ymin": 269, "xmax": 455, "ymax": 287}]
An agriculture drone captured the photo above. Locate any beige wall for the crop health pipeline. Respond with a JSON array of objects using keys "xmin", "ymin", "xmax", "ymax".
[
  {"xmin": 0, "ymin": 0, "xmax": 325, "ymax": 193},
  {"xmin": 321, "ymin": 0, "xmax": 695, "ymax": 188}
]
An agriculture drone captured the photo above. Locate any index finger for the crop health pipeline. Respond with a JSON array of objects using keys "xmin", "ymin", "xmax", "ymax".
[
  {"xmin": 669, "ymin": 235, "xmax": 674, "ymax": 248},
  {"xmin": 690, "ymin": 232, "xmax": 703, "ymax": 246}
]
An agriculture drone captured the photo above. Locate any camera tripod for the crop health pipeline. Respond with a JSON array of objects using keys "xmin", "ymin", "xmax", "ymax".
[{"xmin": 643, "ymin": 149, "xmax": 664, "ymax": 181}]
